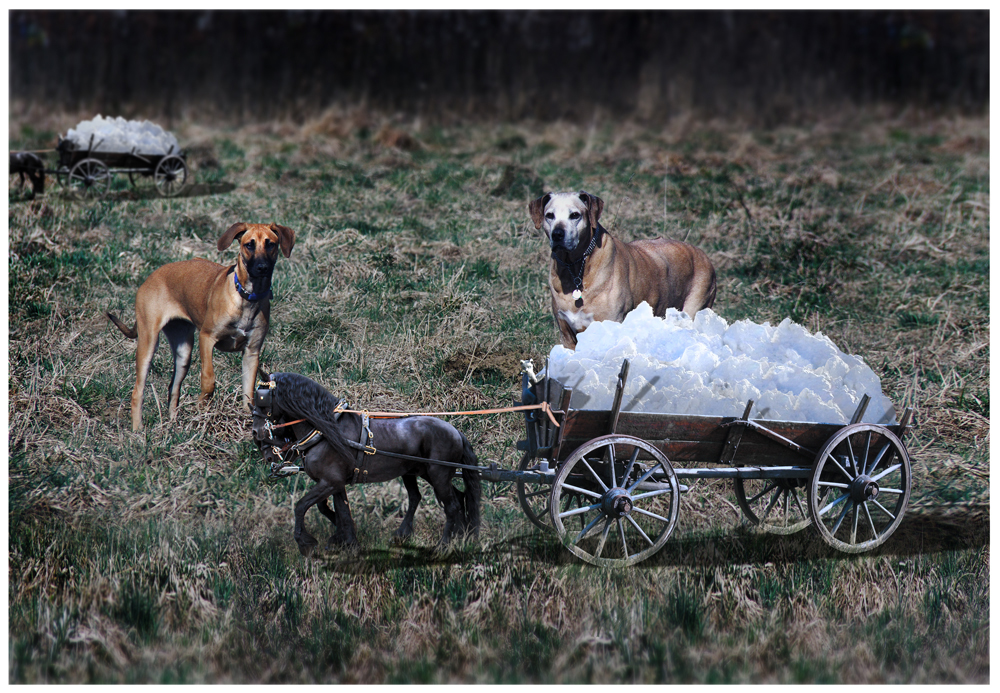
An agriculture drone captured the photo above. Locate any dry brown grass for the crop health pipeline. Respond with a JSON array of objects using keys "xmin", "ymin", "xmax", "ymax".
[{"xmin": 8, "ymin": 103, "xmax": 988, "ymax": 683}]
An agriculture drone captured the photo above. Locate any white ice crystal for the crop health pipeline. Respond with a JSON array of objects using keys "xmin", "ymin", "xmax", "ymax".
[
  {"xmin": 63, "ymin": 115, "xmax": 180, "ymax": 156},
  {"xmin": 545, "ymin": 302, "xmax": 896, "ymax": 424}
]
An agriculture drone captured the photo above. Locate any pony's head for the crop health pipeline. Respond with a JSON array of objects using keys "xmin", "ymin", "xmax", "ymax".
[{"xmin": 254, "ymin": 372, "xmax": 357, "ymax": 465}]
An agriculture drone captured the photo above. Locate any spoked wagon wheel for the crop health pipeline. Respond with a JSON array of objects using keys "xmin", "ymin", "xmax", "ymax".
[
  {"xmin": 734, "ymin": 476, "xmax": 811, "ymax": 534},
  {"xmin": 808, "ymin": 423, "xmax": 911, "ymax": 553},
  {"xmin": 154, "ymin": 155, "xmax": 188, "ymax": 197},
  {"xmin": 550, "ymin": 434, "xmax": 680, "ymax": 568},
  {"xmin": 516, "ymin": 451, "xmax": 554, "ymax": 532},
  {"xmin": 68, "ymin": 159, "xmax": 110, "ymax": 201}
]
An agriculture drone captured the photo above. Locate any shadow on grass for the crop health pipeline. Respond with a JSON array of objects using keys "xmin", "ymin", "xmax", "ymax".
[
  {"xmin": 9, "ymin": 181, "xmax": 237, "ymax": 204},
  {"xmin": 318, "ymin": 542, "xmax": 485, "ymax": 575},
  {"xmin": 299, "ymin": 506, "xmax": 987, "ymax": 573},
  {"xmin": 122, "ymin": 182, "xmax": 237, "ymax": 200},
  {"xmin": 649, "ymin": 505, "xmax": 989, "ymax": 569},
  {"xmin": 503, "ymin": 505, "xmax": 988, "ymax": 570}
]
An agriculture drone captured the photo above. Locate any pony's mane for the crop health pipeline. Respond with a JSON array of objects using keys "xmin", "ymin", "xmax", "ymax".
[{"xmin": 270, "ymin": 372, "xmax": 357, "ymax": 464}]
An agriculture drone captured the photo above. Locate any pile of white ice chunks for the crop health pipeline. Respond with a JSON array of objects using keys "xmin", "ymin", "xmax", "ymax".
[
  {"xmin": 62, "ymin": 115, "xmax": 180, "ymax": 156},
  {"xmin": 545, "ymin": 302, "xmax": 896, "ymax": 424}
]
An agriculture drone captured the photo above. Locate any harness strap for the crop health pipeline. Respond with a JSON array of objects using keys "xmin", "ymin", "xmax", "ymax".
[
  {"xmin": 352, "ymin": 411, "xmax": 375, "ymax": 484},
  {"xmin": 268, "ymin": 417, "xmax": 308, "ymax": 430},
  {"xmin": 342, "ymin": 438, "xmax": 483, "ymax": 472}
]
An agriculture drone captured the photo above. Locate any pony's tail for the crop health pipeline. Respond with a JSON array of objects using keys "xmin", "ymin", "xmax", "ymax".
[{"xmin": 458, "ymin": 433, "xmax": 481, "ymax": 537}]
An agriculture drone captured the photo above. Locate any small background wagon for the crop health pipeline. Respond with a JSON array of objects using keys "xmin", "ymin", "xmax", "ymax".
[{"xmin": 9, "ymin": 130, "xmax": 189, "ymax": 201}]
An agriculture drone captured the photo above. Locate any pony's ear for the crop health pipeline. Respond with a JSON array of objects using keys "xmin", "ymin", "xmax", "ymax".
[
  {"xmin": 578, "ymin": 191, "xmax": 604, "ymax": 230},
  {"xmin": 218, "ymin": 223, "xmax": 248, "ymax": 251},
  {"xmin": 270, "ymin": 223, "xmax": 296, "ymax": 258},
  {"xmin": 528, "ymin": 193, "xmax": 552, "ymax": 230}
]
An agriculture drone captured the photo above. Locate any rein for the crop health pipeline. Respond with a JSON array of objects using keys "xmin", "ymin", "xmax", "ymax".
[
  {"xmin": 254, "ymin": 380, "xmax": 562, "ymax": 481},
  {"xmin": 330, "ymin": 402, "xmax": 560, "ymax": 427}
]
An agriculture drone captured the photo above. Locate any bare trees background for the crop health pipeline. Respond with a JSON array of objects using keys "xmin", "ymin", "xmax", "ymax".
[{"xmin": 9, "ymin": 10, "xmax": 989, "ymax": 124}]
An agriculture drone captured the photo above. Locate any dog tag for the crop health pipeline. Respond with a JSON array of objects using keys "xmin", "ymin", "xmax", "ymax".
[{"xmin": 572, "ymin": 289, "xmax": 583, "ymax": 301}]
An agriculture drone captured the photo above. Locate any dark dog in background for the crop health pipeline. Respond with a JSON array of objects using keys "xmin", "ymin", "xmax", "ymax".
[
  {"xmin": 10, "ymin": 152, "xmax": 46, "ymax": 198},
  {"xmin": 530, "ymin": 191, "xmax": 717, "ymax": 349}
]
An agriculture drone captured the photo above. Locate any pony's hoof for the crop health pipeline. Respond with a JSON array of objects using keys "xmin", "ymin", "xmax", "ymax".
[
  {"xmin": 296, "ymin": 535, "xmax": 319, "ymax": 557},
  {"xmin": 326, "ymin": 534, "xmax": 351, "ymax": 549}
]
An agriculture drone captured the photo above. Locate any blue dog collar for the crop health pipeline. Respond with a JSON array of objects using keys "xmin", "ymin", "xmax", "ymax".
[{"xmin": 234, "ymin": 272, "xmax": 273, "ymax": 302}]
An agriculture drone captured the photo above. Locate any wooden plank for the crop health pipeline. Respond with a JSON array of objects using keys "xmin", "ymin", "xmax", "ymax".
[
  {"xmin": 607, "ymin": 359, "xmax": 630, "ymax": 434},
  {"xmin": 718, "ymin": 400, "xmax": 754, "ymax": 464}
]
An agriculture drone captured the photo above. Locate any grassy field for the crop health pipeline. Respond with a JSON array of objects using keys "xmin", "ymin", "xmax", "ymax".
[{"xmin": 8, "ymin": 104, "xmax": 989, "ymax": 683}]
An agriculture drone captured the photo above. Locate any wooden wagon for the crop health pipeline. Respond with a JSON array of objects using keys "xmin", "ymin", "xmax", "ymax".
[
  {"xmin": 499, "ymin": 359, "xmax": 914, "ymax": 568},
  {"xmin": 10, "ymin": 133, "xmax": 189, "ymax": 201}
]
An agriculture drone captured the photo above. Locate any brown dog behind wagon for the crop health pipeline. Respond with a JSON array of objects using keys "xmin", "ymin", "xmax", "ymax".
[{"xmin": 529, "ymin": 191, "xmax": 716, "ymax": 349}]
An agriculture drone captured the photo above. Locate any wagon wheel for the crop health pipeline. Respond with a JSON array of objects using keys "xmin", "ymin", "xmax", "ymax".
[
  {"xmin": 516, "ymin": 451, "xmax": 554, "ymax": 532},
  {"xmin": 154, "ymin": 155, "xmax": 189, "ymax": 197},
  {"xmin": 808, "ymin": 423, "xmax": 911, "ymax": 553},
  {"xmin": 734, "ymin": 476, "xmax": 812, "ymax": 534},
  {"xmin": 550, "ymin": 434, "xmax": 679, "ymax": 568},
  {"xmin": 67, "ymin": 159, "xmax": 110, "ymax": 201}
]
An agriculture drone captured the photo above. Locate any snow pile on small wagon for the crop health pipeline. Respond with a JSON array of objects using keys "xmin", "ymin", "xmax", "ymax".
[
  {"xmin": 546, "ymin": 302, "xmax": 896, "ymax": 424},
  {"xmin": 62, "ymin": 115, "xmax": 180, "ymax": 155}
]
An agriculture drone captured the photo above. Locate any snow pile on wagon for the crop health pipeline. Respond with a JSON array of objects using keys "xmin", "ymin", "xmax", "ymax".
[
  {"xmin": 62, "ymin": 115, "xmax": 180, "ymax": 156},
  {"xmin": 546, "ymin": 302, "xmax": 896, "ymax": 424}
]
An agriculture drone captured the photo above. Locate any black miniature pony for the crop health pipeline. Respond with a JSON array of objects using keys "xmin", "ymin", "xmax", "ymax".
[{"xmin": 252, "ymin": 372, "xmax": 481, "ymax": 555}]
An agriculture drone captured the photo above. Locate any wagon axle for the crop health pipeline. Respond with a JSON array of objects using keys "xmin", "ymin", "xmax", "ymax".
[
  {"xmin": 601, "ymin": 487, "xmax": 633, "ymax": 518},
  {"xmin": 850, "ymin": 475, "xmax": 880, "ymax": 503}
]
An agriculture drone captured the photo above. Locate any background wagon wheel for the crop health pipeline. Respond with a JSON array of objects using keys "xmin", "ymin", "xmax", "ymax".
[
  {"xmin": 516, "ymin": 451, "xmax": 555, "ymax": 532},
  {"xmin": 154, "ymin": 155, "xmax": 189, "ymax": 197},
  {"xmin": 734, "ymin": 476, "xmax": 812, "ymax": 534},
  {"xmin": 550, "ymin": 434, "xmax": 679, "ymax": 568},
  {"xmin": 808, "ymin": 423, "xmax": 911, "ymax": 553},
  {"xmin": 68, "ymin": 158, "xmax": 110, "ymax": 201}
]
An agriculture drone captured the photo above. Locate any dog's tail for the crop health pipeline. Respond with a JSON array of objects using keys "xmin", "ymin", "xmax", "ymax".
[{"xmin": 106, "ymin": 312, "xmax": 138, "ymax": 340}]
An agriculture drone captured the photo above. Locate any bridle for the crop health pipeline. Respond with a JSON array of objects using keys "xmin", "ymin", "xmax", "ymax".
[{"xmin": 253, "ymin": 381, "xmax": 324, "ymax": 480}]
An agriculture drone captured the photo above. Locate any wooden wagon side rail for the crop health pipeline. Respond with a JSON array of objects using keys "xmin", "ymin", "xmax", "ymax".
[{"xmin": 555, "ymin": 408, "xmax": 852, "ymax": 464}]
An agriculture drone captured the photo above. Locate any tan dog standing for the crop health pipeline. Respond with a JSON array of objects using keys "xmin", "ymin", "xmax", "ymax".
[
  {"xmin": 108, "ymin": 223, "xmax": 295, "ymax": 431},
  {"xmin": 529, "ymin": 191, "xmax": 716, "ymax": 349}
]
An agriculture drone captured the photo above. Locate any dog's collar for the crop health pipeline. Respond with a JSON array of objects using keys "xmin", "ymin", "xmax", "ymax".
[
  {"xmin": 233, "ymin": 270, "xmax": 273, "ymax": 302},
  {"xmin": 552, "ymin": 229, "xmax": 600, "ymax": 300}
]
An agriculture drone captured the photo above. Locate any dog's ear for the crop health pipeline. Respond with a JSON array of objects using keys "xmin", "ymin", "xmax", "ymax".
[
  {"xmin": 528, "ymin": 193, "xmax": 552, "ymax": 230},
  {"xmin": 270, "ymin": 223, "xmax": 296, "ymax": 258},
  {"xmin": 217, "ymin": 223, "xmax": 248, "ymax": 251},
  {"xmin": 579, "ymin": 191, "xmax": 604, "ymax": 229}
]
